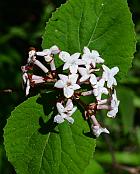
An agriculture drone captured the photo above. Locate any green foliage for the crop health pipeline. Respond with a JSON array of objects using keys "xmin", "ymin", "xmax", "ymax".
[
  {"xmin": 0, "ymin": 0, "xmax": 139, "ymax": 173},
  {"xmin": 4, "ymin": 95, "xmax": 96, "ymax": 174},
  {"xmin": 118, "ymin": 87, "xmax": 135, "ymax": 134},
  {"xmin": 42, "ymin": 0, "xmax": 136, "ymax": 80},
  {"xmin": 95, "ymin": 152, "xmax": 140, "ymax": 165},
  {"xmin": 84, "ymin": 159, "xmax": 105, "ymax": 174}
]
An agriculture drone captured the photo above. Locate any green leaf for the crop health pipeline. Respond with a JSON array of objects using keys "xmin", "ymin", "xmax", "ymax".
[
  {"xmin": 84, "ymin": 159, "xmax": 105, "ymax": 174},
  {"xmin": 95, "ymin": 152, "xmax": 140, "ymax": 165},
  {"xmin": 4, "ymin": 95, "xmax": 96, "ymax": 174},
  {"xmin": 118, "ymin": 87, "xmax": 135, "ymax": 134},
  {"xmin": 135, "ymin": 127, "xmax": 140, "ymax": 147},
  {"xmin": 42, "ymin": 0, "xmax": 136, "ymax": 80}
]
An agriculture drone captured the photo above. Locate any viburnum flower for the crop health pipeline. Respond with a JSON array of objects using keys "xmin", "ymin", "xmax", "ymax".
[
  {"xmin": 30, "ymin": 75, "xmax": 45, "ymax": 84},
  {"xmin": 54, "ymin": 74, "xmax": 80, "ymax": 98},
  {"xmin": 78, "ymin": 67, "xmax": 97, "ymax": 85},
  {"xmin": 28, "ymin": 49, "xmax": 49, "ymax": 73},
  {"xmin": 22, "ymin": 73, "xmax": 30, "ymax": 96},
  {"xmin": 82, "ymin": 47, "xmax": 104, "ymax": 69},
  {"xmin": 54, "ymin": 99, "xmax": 77, "ymax": 124},
  {"xmin": 28, "ymin": 49, "xmax": 36, "ymax": 63},
  {"xmin": 59, "ymin": 51, "xmax": 84, "ymax": 74},
  {"xmin": 92, "ymin": 79, "xmax": 108, "ymax": 100},
  {"xmin": 36, "ymin": 45, "xmax": 60, "ymax": 62},
  {"xmin": 21, "ymin": 45, "xmax": 120, "ymax": 137},
  {"xmin": 102, "ymin": 65, "xmax": 119, "ymax": 88},
  {"xmin": 107, "ymin": 90, "xmax": 120, "ymax": 117},
  {"xmin": 91, "ymin": 125, "xmax": 110, "ymax": 137}
]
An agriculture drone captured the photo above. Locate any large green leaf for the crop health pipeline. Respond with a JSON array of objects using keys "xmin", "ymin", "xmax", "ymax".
[
  {"xmin": 84, "ymin": 159, "xmax": 105, "ymax": 174},
  {"xmin": 42, "ymin": 0, "xmax": 136, "ymax": 79},
  {"xmin": 4, "ymin": 95, "xmax": 96, "ymax": 174}
]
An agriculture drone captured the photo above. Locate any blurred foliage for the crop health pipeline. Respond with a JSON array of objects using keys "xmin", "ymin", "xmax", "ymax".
[{"xmin": 0, "ymin": 0, "xmax": 140, "ymax": 173}]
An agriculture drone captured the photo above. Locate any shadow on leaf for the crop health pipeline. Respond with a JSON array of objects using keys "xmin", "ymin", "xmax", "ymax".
[
  {"xmin": 38, "ymin": 117, "xmax": 59, "ymax": 134},
  {"xmin": 36, "ymin": 91, "xmax": 60, "ymax": 134},
  {"xmin": 36, "ymin": 92, "xmax": 57, "ymax": 115}
]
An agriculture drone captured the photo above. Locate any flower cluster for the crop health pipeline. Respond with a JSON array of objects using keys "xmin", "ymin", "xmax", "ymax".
[{"xmin": 21, "ymin": 45, "xmax": 120, "ymax": 137}]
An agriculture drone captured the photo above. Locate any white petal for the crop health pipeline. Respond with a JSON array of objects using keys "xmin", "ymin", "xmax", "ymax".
[
  {"xmin": 22, "ymin": 73, "xmax": 27, "ymax": 84},
  {"xmin": 107, "ymin": 110, "xmax": 117, "ymax": 118},
  {"xmin": 68, "ymin": 107, "xmax": 77, "ymax": 116},
  {"xmin": 70, "ymin": 64, "xmax": 78, "ymax": 74},
  {"xmin": 80, "ymin": 75, "xmax": 90, "ymax": 82},
  {"xmin": 90, "ymin": 74, "xmax": 97, "ymax": 85},
  {"xmin": 65, "ymin": 100, "xmax": 73, "ymax": 111},
  {"xmin": 44, "ymin": 55, "xmax": 53, "ymax": 62},
  {"xmin": 50, "ymin": 45, "xmax": 60, "ymax": 54},
  {"xmin": 34, "ymin": 79, "xmax": 45, "ymax": 84},
  {"xmin": 111, "ymin": 67, "xmax": 119, "ymax": 76},
  {"xmin": 58, "ymin": 74, "xmax": 68, "ymax": 82},
  {"xmin": 64, "ymin": 87, "xmax": 74, "ymax": 98},
  {"xmin": 91, "ymin": 60, "xmax": 96, "ymax": 68},
  {"xmin": 91, "ymin": 50, "xmax": 100, "ymax": 57},
  {"xmin": 65, "ymin": 116, "xmax": 74, "ymax": 124},
  {"xmin": 32, "ymin": 75, "xmax": 43, "ymax": 80},
  {"xmin": 50, "ymin": 59, "xmax": 56, "ymax": 71},
  {"xmin": 82, "ymin": 54, "xmax": 89, "ymax": 61},
  {"xmin": 99, "ymin": 79, "xmax": 105, "ymax": 87},
  {"xmin": 78, "ymin": 67, "xmax": 88, "ymax": 76},
  {"xmin": 83, "ymin": 47, "xmax": 90, "ymax": 54},
  {"xmin": 34, "ymin": 60, "xmax": 49, "ymax": 73},
  {"xmin": 43, "ymin": 49, "xmax": 51, "ymax": 55},
  {"xmin": 113, "ymin": 78, "xmax": 117, "ymax": 86},
  {"xmin": 92, "ymin": 125, "xmax": 110, "ymax": 137},
  {"xmin": 69, "ymin": 74, "xmax": 78, "ymax": 84},
  {"xmin": 96, "ymin": 57, "xmax": 104, "ymax": 64},
  {"xmin": 102, "ymin": 87, "xmax": 109, "ymax": 95},
  {"xmin": 107, "ymin": 78, "xmax": 113, "ymax": 88},
  {"xmin": 102, "ymin": 71, "xmax": 108, "ymax": 81},
  {"xmin": 63, "ymin": 62, "xmax": 70, "ymax": 70},
  {"xmin": 56, "ymin": 102, "xmax": 65, "ymax": 114},
  {"xmin": 93, "ymin": 88, "xmax": 98, "ymax": 97},
  {"xmin": 36, "ymin": 51, "xmax": 46, "ymax": 56},
  {"xmin": 54, "ymin": 115, "xmax": 64, "ymax": 124},
  {"xmin": 70, "ymin": 84, "xmax": 81, "ymax": 90},
  {"xmin": 76, "ymin": 59, "xmax": 85, "ymax": 65},
  {"xmin": 102, "ymin": 64, "xmax": 110, "ymax": 72},
  {"xmin": 71, "ymin": 53, "xmax": 80, "ymax": 60},
  {"xmin": 96, "ymin": 93, "xmax": 102, "ymax": 101},
  {"xmin": 54, "ymin": 80, "xmax": 65, "ymax": 88},
  {"xmin": 59, "ymin": 51, "xmax": 70, "ymax": 62},
  {"xmin": 29, "ymin": 50, "xmax": 36, "ymax": 58},
  {"xmin": 26, "ymin": 79, "xmax": 30, "ymax": 96},
  {"xmin": 61, "ymin": 113, "xmax": 68, "ymax": 118}
]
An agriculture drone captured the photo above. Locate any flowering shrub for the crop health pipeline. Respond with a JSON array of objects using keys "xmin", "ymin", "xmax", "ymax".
[{"xmin": 4, "ymin": 0, "xmax": 136, "ymax": 173}]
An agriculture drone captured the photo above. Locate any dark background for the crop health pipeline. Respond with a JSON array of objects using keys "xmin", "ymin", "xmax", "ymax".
[{"xmin": 0, "ymin": 0, "xmax": 140, "ymax": 173}]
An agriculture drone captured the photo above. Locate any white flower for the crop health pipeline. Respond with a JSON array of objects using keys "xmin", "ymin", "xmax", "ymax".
[
  {"xmin": 50, "ymin": 45, "xmax": 60, "ymax": 54},
  {"xmin": 54, "ymin": 99, "xmax": 77, "ymax": 124},
  {"xmin": 54, "ymin": 74, "xmax": 80, "ymax": 98},
  {"xmin": 102, "ymin": 65, "xmax": 119, "ymax": 88},
  {"xmin": 78, "ymin": 67, "xmax": 97, "ymax": 85},
  {"xmin": 92, "ymin": 125, "xmax": 110, "ymax": 137},
  {"xmin": 28, "ymin": 50, "xmax": 36, "ymax": 63},
  {"xmin": 82, "ymin": 47, "xmax": 104, "ymax": 68},
  {"xmin": 107, "ymin": 90, "xmax": 120, "ymax": 118},
  {"xmin": 59, "ymin": 51, "xmax": 84, "ymax": 74},
  {"xmin": 92, "ymin": 79, "xmax": 108, "ymax": 100},
  {"xmin": 31, "ymin": 75, "xmax": 45, "ymax": 84},
  {"xmin": 27, "ymin": 50, "xmax": 49, "ymax": 73},
  {"xmin": 22, "ymin": 73, "xmax": 30, "ymax": 96},
  {"xmin": 36, "ymin": 45, "xmax": 60, "ymax": 62}
]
